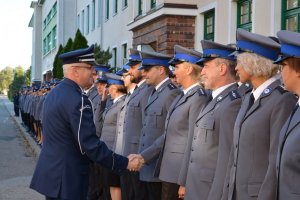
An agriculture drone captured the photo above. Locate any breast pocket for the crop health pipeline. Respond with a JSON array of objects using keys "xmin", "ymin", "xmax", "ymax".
[
  {"xmin": 128, "ymin": 101, "xmax": 140, "ymax": 117},
  {"xmin": 148, "ymin": 108, "xmax": 164, "ymax": 129},
  {"xmin": 198, "ymin": 117, "xmax": 216, "ymax": 144}
]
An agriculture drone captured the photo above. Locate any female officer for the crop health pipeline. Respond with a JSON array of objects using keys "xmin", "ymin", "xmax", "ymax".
[
  {"xmin": 274, "ymin": 30, "xmax": 300, "ymax": 200},
  {"xmin": 222, "ymin": 29, "xmax": 297, "ymax": 200},
  {"xmin": 100, "ymin": 76, "xmax": 127, "ymax": 200}
]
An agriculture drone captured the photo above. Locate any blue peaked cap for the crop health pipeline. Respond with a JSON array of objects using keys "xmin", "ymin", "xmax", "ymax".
[
  {"xmin": 197, "ymin": 40, "xmax": 235, "ymax": 64},
  {"xmin": 59, "ymin": 45, "xmax": 95, "ymax": 64},
  {"xmin": 139, "ymin": 51, "xmax": 171, "ymax": 70},
  {"xmin": 169, "ymin": 45, "xmax": 202, "ymax": 65},
  {"xmin": 234, "ymin": 29, "xmax": 280, "ymax": 61},
  {"xmin": 274, "ymin": 30, "xmax": 300, "ymax": 63}
]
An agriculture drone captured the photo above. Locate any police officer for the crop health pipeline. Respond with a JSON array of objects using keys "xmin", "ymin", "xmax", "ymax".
[
  {"xmin": 274, "ymin": 30, "xmax": 300, "ymax": 200},
  {"xmin": 222, "ymin": 29, "xmax": 297, "ymax": 200},
  {"xmin": 183, "ymin": 40, "xmax": 242, "ymax": 200},
  {"xmin": 117, "ymin": 49, "xmax": 151, "ymax": 200},
  {"xmin": 100, "ymin": 75, "xmax": 127, "ymax": 200},
  {"xmin": 30, "ymin": 45, "xmax": 140, "ymax": 200},
  {"xmin": 129, "ymin": 51, "xmax": 181, "ymax": 200},
  {"xmin": 13, "ymin": 91, "xmax": 20, "ymax": 117},
  {"xmin": 156, "ymin": 45, "xmax": 209, "ymax": 200}
]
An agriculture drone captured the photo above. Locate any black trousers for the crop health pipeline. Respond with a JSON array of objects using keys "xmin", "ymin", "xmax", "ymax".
[
  {"xmin": 14, "ymin": 105, "xmax": 19, "ymax": 116},
  {"xmin": 161, "ymin": 181, "xmax": 180, "ymax": 200},
  {"xmin": 143, "ymin": 181, "xmax": 162, "ymax": 200},
  {"xmin": 120, "ymin": 171, "xmax": 147, "ymax": 200},
  {"xmin": 45, "ymin": 197, "xmax": 62, "ymax": 200}
]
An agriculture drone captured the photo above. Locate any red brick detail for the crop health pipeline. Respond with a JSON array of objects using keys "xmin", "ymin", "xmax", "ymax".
[{"xmin": 131, "ymin": 15, "xmax": 196, "ymax": 55}]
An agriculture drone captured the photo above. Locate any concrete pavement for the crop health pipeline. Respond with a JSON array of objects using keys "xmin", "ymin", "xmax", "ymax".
[{"xmin": 0, "ymin": 95, "xmax": 43, "ymax": 200}]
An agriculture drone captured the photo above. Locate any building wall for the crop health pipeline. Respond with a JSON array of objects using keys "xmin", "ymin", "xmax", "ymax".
[
  {"xmin": 29, "ymin": 0, "xmax": 295, "ymax": 82},
  {"xmin": 76, "ymin": 0, "xmax": 102, "ymax": 46},
  {"xmin": 30, "ymin": 2, "xmax": 43, "ymax": 82},
  {"xmin": 101, "ymin": 0, "xmax": 133, "ymax": 67}
]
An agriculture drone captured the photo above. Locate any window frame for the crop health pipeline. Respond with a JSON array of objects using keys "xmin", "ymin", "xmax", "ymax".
[
  {"xmin": 151, "ymin": 0, "xmax": 156, "ymax": 9},
  {"xmin": 106, "ymin": 0, "xmax": 109, "ymax": 20},
  {"xmin": 204, "ymin": 9, "xmax": 215, "ymax": 41},
  {"xmin": 138, "ymin": 0, "xmax": 143, "ymax": 16},
  {"xmin": 237, "ymin": 0, "xmax": 252, "ymax": 31},
  {"xmin": 282, "ymin": 0, "xmax": 300, "ymax": 32}
]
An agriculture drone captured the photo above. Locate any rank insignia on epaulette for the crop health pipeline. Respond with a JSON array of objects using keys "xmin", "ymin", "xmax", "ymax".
[
  {"xmin": 168, "ymin": 83, "xmax": 176, "ymax": 90},
  {"xmin": 276, "ymin": 86, "xmax": 287, "ymax": 94},
  {"xmin": 229, "ymin": 90, "xmax": 241, "ymax": 100},
  {"xmin": 197, "ymin": 88, "xmax": 206, "ymax": 96}
]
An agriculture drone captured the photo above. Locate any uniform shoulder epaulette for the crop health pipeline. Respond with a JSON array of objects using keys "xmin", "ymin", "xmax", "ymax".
[
  {"xmin": 197, "ymin": 88, "xmax": 207, "ymax": 96},
  {"xmin": 167, "ymin": 83, "xmax": 177, "ymax": 90},
  {"xmin": 275, "ymin": 85, "xmax": 288, "ymax": 94},
  {"xmin": 229, "ymin": 90, "xmax": 241, "ymax": 101}
]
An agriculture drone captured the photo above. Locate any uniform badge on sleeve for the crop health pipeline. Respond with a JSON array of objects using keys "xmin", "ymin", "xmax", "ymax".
[{"xmin": 79, "ymin": 105, "xmax": 92, "ymax": 112}]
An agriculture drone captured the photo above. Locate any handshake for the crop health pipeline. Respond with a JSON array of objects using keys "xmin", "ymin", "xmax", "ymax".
[{"xmin": 126, "ymin": 154, "xmax": 145, "ymax": 171}]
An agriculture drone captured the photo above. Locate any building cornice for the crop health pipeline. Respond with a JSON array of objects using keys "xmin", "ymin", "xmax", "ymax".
[{"xmin": 127, "ymin": 3, "xmax": 198, "ymax": 31}]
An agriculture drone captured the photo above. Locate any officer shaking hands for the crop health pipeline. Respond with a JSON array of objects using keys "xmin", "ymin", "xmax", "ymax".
[{"xmin": 30, "ymin": 45, "xmax": 140, "ymax": 200}]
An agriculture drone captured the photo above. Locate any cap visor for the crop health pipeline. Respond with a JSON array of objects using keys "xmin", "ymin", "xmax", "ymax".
[
  {"xmin": 273, "ymin": 56, "xmax": 289, "ymax": 64},
  {"xmin": 138, "ymin": 65, "xmax": 153, "ymax": 70}
]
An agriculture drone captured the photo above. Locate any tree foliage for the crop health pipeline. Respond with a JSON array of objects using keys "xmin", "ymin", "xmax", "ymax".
[
  {"xmin": 7, "ymin": 67, "xmax": 27, "ymax": 100},
  {"xmin": 94, "ymin": 43, "xmax": 112, "ymax": 65},
  {"xmin": 0, "ymin": 66, "xmax": 14, "ymax": 94},
  {"xmin": 52, "ymin": 44, "xmax": 64, "ymax": 79},
  {"xmin": 71, "ymin": 29, "xmax": 88, "ymax": 50}
]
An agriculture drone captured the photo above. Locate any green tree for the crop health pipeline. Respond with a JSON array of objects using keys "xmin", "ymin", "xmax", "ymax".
[
  {"xmin": 24, "ymin": 67, "xmax": 31, "ymax": 85},
  {"xmin": 94, "ymin": 43, "xmax": 112, "ymax": 65},
  {"xmin": 52, "ymin": 44, "xmax": 64, "ymax": 79},
  {"xmin": 71, "ymin": 29, "xmax": 88, "ymax": 50},
  {"xmin": 0, "ymin": 66, "xmax": 14, "ymax": 94},
  {"xmin": 8, "ymin": 66, "xmax": 26, "ymax": 100}
]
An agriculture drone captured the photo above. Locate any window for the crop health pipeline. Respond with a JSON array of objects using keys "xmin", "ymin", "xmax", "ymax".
[
  {"xmin": 98, "ymin": 0, "xmax": 102, "ymax": 26},
  {"xmin": 138, "ymin": 0, "xmax": 143, "ymax": 15},
  {"xmin": 52, "ymin": 26, "xmax": 57, "ymax": 49},
  {"xmin": 282, "ymin": 0, "xmax": 300, "ymax": 32},
  {"xmin": 123, "ymin": 0, "xmax": 128, "ymax": 8},
  {"xmin": 86, "ymin": 5, "xmax": 90, "ymax": 34},
  {"xmin": 122, "ymin": 43, "xmax": 127, "ymax": 60},
  {"xmin": 151, "ymin": 0, "xmax": 156, "ymax": 9},
  {"xmin": 204, "ymin": 9, "xmax": 215, "ymax": 41},
  {"xmin": 81, "ymin": 10, "xmax": 85, "ymax": 33},
  {"xmin": 92, "ymin": 0, "xmax": 95, "ymax": 30},
  {"xmin": 114, "ymin": 0, "xmax": 118, "ymax": 14},
  {"xmin": 113, "ymin": 48, "xmax": 117, "ymax": 67},
  {"xmin": 106, "ymin": 0, "xmax": 109, "ymax": 20},
  {"xmin": 237, "ymin": 0, "xmax": 252, "ymax": 31},
  {"xmin": 43, "ymin": 39, "xmax": 47, "ymax": 55}
]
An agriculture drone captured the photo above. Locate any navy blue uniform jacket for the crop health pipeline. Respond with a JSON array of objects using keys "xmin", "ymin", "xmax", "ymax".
[{"xmin": 30, "ymin": 78, "xmax": 128, "ymax": 200}]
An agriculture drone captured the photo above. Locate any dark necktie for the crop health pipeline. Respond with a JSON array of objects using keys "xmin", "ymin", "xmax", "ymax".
[{"xmin": 246, "ymin": 93, "xmax": 254, "ymax": 112}]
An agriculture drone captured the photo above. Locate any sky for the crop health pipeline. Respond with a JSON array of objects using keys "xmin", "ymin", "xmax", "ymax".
[{"xmin": 0, "ymin": 0, "xmax": 33, "ymax": 70}]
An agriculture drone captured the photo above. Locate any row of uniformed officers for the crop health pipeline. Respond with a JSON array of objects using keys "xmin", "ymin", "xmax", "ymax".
[{"xmin": 29, "ymin": 28, "xmax": 300, "ymax": 200}]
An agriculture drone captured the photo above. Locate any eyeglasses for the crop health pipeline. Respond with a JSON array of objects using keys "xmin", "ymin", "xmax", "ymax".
[{"xmin": 73, "ymin": 65, "xmax": 93, "ymax": 70}]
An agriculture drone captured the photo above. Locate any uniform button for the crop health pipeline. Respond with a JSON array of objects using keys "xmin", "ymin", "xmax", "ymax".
[
  {"xmin": 193, "ymin": 136, "xmax": 196, "ymax": 140},
  {"xmin": 190, "ymin": 160, "xmax": 193, "ymax": 163},
  {"xmin": 142, "ymin": 144, "xmax": 144, "ymax": 147},
  {"xmin": 234, "ymin": 163, "xmax": 237, "ymax": 167},
  {"xmin": 235, "ymin": 144, "xmax": 238, "ymax": 148},
  {"xmin": 143, "ymin": 134, "xmax": 145, "ymax": 136}
]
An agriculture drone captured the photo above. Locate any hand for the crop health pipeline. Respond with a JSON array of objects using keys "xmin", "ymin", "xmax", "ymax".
[
  {"xmin": 127, "ymin": 154, "xmax": 145, "ymax": 171},
  {"xmin": 178, "ymin": 186, "xmax": 185, "ymax": 199},
  {"xmin": 101, "ymin": 88, "xmax": 108, "ymax": 101}
]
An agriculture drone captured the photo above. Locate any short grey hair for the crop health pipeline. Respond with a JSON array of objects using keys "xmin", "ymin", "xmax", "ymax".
[{"xmin": 237, "ymin": 52, "xmax": 279, "ymax": 78}]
